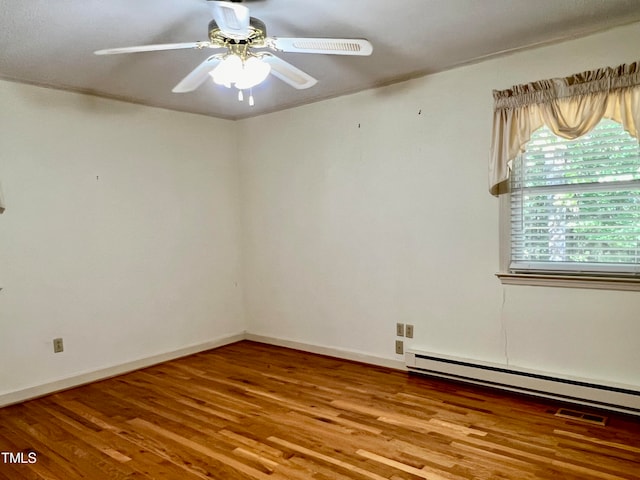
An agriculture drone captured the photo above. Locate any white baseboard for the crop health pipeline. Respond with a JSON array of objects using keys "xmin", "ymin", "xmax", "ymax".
[
  {"xmin": 0, "ymin": 332, "xmax": 246, "ymax": 408},
  {"xmin": 4, "ymin": 330, "xmax": 637, "ymax": 416},
  {"xmin": 246, "ymin": 333, "xmax": 406, "ymax": 371},
  {"xmin": 0, "ymin": 332, "xmax": 406, "ymax": 408}
]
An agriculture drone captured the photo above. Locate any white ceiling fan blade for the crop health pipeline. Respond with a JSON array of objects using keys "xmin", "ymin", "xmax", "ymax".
[
  {"xmin": 172, "ymin": 55, "xmax": 222, "ymax": 93},
  {"xmin": 261, "ymin": 54, "xmax": 317, "ymax": 90},
  {"xmin": 269, "ymin": 37, "xmax": 373, "ymax": 56},
  {"xmin": 94, "ymin": 42, "xmax": 212, "ymax": 55},
  {"xmin": 209, "ymin": 1, "xmax": 250, "ymax": 38}
]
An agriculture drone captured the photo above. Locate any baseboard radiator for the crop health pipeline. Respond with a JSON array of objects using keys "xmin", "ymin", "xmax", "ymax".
[{"xmin": 405, "ymin": 350, "xmax": 640, "ymax": 416}]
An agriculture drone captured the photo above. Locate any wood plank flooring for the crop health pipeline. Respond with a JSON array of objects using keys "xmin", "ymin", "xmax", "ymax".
[{"xmin": 0, "ymin": 340, "xmax": 639, "ymax": 479}]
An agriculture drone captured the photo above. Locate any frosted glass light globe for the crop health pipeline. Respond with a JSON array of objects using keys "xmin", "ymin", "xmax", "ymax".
[
  {"xmin": 210, "ymin": 55, "xmax": 242, "ymax": 88},
  {"xmin": 235, "ymin": 56, "xmax": 271, "ymax": 90}
]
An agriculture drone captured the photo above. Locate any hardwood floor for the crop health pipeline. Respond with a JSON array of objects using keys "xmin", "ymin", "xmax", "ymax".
[{"xmin": 1, "ymin": 340, "xmax": 638, "ymax": 479}]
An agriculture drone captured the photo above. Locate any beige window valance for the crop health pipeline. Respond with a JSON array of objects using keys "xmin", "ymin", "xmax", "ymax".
[{"xmin": 489, "ymin": 61, "xmax": 640, "ymax": 195}]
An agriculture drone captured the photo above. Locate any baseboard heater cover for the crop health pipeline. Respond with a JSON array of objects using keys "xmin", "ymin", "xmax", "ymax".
[{"xmin": 405, "ymin": 350, "xmax": 640, "ymax": 416}]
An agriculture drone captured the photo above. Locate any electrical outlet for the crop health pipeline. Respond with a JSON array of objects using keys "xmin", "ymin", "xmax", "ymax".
[
  {"xmin": 396, "ymin": 323, "xmax": 405, "ymax": 337},
  {"xmin": 395, "ymin": 340, "xmax": 404, "ymax": 355},
  {"xmin": 405, "ymin": 324, "xmax": 414, "ymax": 338},
  {"xmin": 53, "ymin": 338, "xmax": 64, "ymax": 353}
]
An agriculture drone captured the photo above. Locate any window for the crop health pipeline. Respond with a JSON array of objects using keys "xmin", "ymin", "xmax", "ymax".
[
  {"xmin": 508, "ymin": 119, "xmax": 640, "ymax": 277},
  {"xmin": 490, "ymin": 60, "xmax": 640, "ymax": 288}
]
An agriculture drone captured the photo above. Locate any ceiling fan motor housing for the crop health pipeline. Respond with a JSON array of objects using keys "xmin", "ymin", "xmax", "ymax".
[{"xmin": 208, "ymin": 17, "xmax": 266, "ymax": 44}]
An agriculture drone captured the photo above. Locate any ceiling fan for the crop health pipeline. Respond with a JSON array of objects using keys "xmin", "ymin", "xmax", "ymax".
[{"xmin": 95, "ymin": 1, "xmax": 373, "ymax": 105}]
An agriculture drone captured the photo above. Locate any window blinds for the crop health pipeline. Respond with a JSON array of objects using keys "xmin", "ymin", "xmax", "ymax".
[{"xmin": 510, "ymin": 119, "xmax": 640, "ymax": 275}]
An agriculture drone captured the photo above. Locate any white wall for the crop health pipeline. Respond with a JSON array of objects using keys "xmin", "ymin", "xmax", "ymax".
[
  {"xmin": 239, "ymin": 22, "xmax": 640, "ymax": 387},
  {"xmin": 0, "ymin": 82, "xmax": 244, "ymax": 401}
]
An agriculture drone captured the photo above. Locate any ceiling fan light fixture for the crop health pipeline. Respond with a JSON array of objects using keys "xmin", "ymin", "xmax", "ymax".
[
  {"xmin": 210, "ymin": 54, "xmax": 242, "ymax": 87},
  {"xmin": 210, "ymin": 54, "xmax": 271, "ymax": 90},
  {"xmin": 235, "ymin": 56, "xmax": 271, "ymax": 90}
]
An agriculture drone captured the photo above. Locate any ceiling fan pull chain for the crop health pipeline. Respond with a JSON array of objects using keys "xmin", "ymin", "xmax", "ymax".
[
  {"xmin": 238, "ymin": 89, "xmax": 244, "ymax": 102},
  {"xmin": 249, "ymin": 88, "xmax": 255, "ymax": 107}
]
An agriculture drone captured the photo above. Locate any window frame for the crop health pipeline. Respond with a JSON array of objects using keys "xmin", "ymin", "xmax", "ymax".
[{"xmin": 497, "ymin": 122, "xmax": 640, "ymax": 292}]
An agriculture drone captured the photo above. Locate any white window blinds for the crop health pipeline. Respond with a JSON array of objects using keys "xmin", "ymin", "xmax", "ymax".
[{"xmin": 510, "ymin": 119, "xmax": 640, "ymax": 275}]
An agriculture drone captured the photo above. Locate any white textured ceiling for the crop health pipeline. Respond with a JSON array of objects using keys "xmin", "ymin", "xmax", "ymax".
[{"xmin": 2, "ymin": 0, "xmax": 640, "ymax": 120}]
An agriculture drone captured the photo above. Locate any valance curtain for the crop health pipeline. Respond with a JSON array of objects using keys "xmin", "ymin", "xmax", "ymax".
[{"xmin": 489, "ymin": 61, "xmax": 640, "ymax": 195}]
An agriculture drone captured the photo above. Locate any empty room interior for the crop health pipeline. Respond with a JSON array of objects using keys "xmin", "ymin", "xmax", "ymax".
[{"xmin": 1, "ymin": 1, "xmax": 639, "ymax": 479}]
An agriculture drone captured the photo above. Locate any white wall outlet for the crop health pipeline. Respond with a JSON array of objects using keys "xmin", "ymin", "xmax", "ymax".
[
  {"xmin": 395, "ymin": 340, "xmax": 404, "ymax": 355},
  {"xmin": 53, "ymin": 338, "xmax": 64, "ymax": 353},
  {"xmin": 396, "ymin": 323, "xmax": 405, "ymax": 337}
]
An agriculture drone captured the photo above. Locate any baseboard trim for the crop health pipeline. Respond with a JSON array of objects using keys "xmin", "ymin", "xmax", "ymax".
[
  {"xmin": 246, "ymin": 333, "xmax": 406, "ymax": 371},
  {"xmin": 0, "ymin": 332, "xmax": 246, "ymax": 408}
]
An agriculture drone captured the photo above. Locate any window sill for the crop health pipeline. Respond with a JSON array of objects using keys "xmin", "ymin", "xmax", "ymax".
[{"xmin": 496, "ymin": 273, "xmax": 640, "ymax": 292}]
